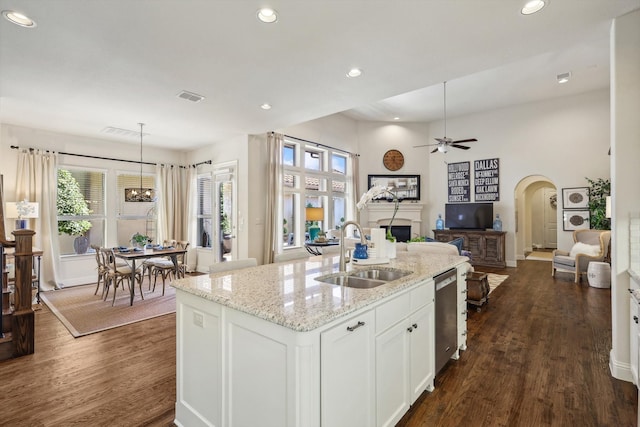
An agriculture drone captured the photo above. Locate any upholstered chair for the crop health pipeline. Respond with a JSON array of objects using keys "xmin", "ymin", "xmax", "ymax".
[{"xmin": 552, "ymin": 230, "xmax": 611, "ymax": 283}]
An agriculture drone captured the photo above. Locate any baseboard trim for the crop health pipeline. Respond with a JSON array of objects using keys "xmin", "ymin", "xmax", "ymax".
[{"xmin": 610, "ymin": 349, "xmax": 634, "ymax": 383}]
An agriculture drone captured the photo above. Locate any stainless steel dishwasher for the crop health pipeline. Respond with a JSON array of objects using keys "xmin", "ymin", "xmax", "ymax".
[{"xmin": 434, "ymin": 268, "xmax": 458, "ymax": 374}]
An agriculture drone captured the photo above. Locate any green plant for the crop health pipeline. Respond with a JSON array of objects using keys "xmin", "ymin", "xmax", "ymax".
[
  {"xmin": 57, "ymin": 169, "xmax": 93, "ymax": 236},
  {"xmin": 408, "ymin": 235, "xmax": 426, "ymax": 242},
  {"xmin": 131, "ymin": 232, "xmax": 150, "ymax": 245},
  {"xmin": 586, "ymin": 177, "xmax": 610, "ymax": 230},
  {"xmin": 283, "ymin": 218, "xmax": 288, "ymax": 235}
]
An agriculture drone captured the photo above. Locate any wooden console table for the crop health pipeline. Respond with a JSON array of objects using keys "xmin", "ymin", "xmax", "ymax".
[{"xmin": 433, "ymin": 229, "xmax": 506, "ymax": 268}]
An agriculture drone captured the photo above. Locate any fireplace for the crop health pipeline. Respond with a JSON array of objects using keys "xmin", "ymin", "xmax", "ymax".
[
  {"xmin": 380, "ymin": 225, "xmax": 411, "ymax": 242},
  {"xmin": 365, "ymin": 203, "xmax": 424, "ymax": 238}
]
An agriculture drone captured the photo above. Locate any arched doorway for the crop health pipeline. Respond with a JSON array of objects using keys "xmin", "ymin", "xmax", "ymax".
[{"xmin": 514, "ymin": 175, "xmax": 557, "ymax": 260}]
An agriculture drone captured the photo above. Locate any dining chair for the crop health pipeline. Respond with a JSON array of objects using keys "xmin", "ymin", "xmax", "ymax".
[
  {"xmin": 101, "ymin": 247, "xmax": 144, "ymax": 306},
  {"xmin": 142, "ymin": 239, "xmax": 177, "ymax": 289},
  {"xmin": 150, "ymin": 241, "xmax": 190, "ymax": 296},
  {"xmin": 91, "ymin": 244, "xmax": 108, "ymax": 297}
]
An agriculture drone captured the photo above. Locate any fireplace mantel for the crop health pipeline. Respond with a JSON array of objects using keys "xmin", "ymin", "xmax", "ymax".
[{"xmin": 365, "ymin": 203, "xmax": 424, "ymax": 237}]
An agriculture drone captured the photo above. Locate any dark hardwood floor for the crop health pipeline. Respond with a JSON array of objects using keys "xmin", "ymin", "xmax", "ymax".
[{"xmin": 0, "ymin": 260, "xmax": 636, "ymax": 426}]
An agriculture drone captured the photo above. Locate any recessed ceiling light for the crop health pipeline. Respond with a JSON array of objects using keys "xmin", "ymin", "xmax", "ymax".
[
  {"xmin": 557, "ymin": 72, "xmax": 571, "ymax": 84},
  {"xmin": 346, "ymin": 68, "xmax": 363, "ymax": 78},
  {"xmin": 2, "ymin": 10, "xmax": 37, "ymax": 28},
  {"xmin": 257, "ymin": 8, "xmax": 278, "ymax": 23},
  {"xmin": 261, "ymin": 103, "xmax": 272, "ymax": 110},
  {"xmin": 521, "ymin": 0, "xmax": 548, "ymax": 15}
]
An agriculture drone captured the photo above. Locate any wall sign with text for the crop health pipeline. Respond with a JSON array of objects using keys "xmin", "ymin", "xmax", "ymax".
[
  {"xmin": 474, "ymin": 158, "xmax": 500, "ymax": 201},
  {"xmin": 447, "ymin": 161, "xmax": 470, "ymax": 202}
]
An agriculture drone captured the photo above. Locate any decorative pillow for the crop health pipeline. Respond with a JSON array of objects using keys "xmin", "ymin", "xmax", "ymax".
[
  {"xmin": 569, "ymin": 242, "xmax": 601, "ymax": 258},
  {"xmin": 448, "ymin": 237, "xmax": 464, "ymax": 255}
]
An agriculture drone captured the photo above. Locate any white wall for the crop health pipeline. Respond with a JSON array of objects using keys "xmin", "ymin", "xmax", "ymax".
[
  {"xmin": 423, "ymin": 90, "xmax": 610, "ymax": 266},
  {"xmin": 610, "ymin": 9, "xmax": 640, "ymax": 382}
]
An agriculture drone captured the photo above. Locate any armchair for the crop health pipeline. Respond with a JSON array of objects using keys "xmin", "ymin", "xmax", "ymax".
[{"xmin": 552, "ymin": 230, "xmax": 611, "ymax": 283}]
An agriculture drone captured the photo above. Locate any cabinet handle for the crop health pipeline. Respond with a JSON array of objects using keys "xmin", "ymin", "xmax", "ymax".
[
  {"xmin": 461, "ymin": 310, "xmax": 468, "ymax": 315},
  {"xmin": 412, "ymin": 323, "xmax": 418, "ymax": 329},
  {"xmin": 346, "ymin": 321, "xmax": 365, "ymax": 332},
  {"xmin": 635, "ymin": 316, "xmax": 639, "ymax": 324},
  {"xmin": 462, "ymin": 330, "xmax": 467, "ymax": 336},
  {"xmin": 407, "ymin": 326, "xmax": 414, "ymax": 332},
  {"xmin": 461, "ymin": 289, "xmax": 467, "ymax": 294}
]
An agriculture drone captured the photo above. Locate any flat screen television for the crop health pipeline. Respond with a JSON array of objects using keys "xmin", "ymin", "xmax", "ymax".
[{"xmin": 445, "ymin": 203, "xmax": 493, "ymax": 230}]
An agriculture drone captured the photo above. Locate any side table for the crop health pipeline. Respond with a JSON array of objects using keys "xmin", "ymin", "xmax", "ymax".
[{"xmin": 466, "ymin": 271, "xmax": 490, "ymax": 311}]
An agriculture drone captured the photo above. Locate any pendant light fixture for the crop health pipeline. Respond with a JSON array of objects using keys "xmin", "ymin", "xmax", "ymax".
[{"xmin": 124, "ymin": 123, "xmax": 154, "ymax": 202}]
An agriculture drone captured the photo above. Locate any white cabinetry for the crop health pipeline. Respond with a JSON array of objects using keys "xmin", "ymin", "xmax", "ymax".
[
  {"xmin": 630, "ymin": 296, "xmax": 639, "ymax": 386},
  {"xmin": 375, "ymin": 280, "xmax": 435, "ymax": 427},
  {"xmin": 321, "ymin": 310, "xmax": 375, "ymax": 427}
]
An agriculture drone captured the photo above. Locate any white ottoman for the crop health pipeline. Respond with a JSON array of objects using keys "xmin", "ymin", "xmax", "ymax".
[{"xmin": 587, "ymin": 261, "xmax": 611, "ymax": 288}]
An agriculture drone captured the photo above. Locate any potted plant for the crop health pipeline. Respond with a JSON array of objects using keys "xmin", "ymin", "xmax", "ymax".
[
  {"xmin": 57, "ymin": 169, "xmax": 93, "ymax": 254},
  {"xmin": 131, "ymin": 232, "xmax": 151, "ymax": 248},
  {"xmin": 586, "ymin": 177, "xmax": 611, "ymax": 230}
]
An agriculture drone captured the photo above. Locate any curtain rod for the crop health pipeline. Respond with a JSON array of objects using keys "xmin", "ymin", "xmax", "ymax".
[
  {"xmin": 9, "ymin": 145, "xmax": 212, "ymax": 168},
  {"xmin": 283, "ymin": 134, "xmax": 359, "ymax": 157}
]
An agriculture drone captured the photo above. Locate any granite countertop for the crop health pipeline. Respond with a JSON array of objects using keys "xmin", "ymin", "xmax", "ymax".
[{"xmin": 171, "ymin": 251, "xmax": 467, "ymax": 332}]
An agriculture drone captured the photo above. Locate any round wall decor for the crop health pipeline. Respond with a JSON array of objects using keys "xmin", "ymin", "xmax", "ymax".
[{"xmin": 383, "ymin": 149, "xmax": 404, "ymax": 171}]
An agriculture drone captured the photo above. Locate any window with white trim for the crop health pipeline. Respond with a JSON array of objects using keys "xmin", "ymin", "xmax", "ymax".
[
  {"xmin": 282, "ymin": 139, "xmax": 349, "ymax": 248},
  {"xmin": 56, "ymin": 168, "xmax": 106, "ymax": 255},
  {"xmin": 197, "ymin": 173, "xmax": 213, "ymax": 248}
]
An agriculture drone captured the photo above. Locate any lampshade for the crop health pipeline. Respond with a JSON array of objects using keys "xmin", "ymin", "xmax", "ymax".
[
  {"xmin": 306, "ymin": 207, "xmax": 324, "ymax": 221},
  {"xmin": 5, "ymin": 201, "xmax": 39, "ymax": 219},
  {"xmin": 606, "ymin": 196, "xmax": 611, "ymax": 218}
]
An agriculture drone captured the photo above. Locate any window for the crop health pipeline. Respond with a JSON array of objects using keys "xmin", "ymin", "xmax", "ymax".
[
  {"xmin": 116, "ymin": 173, "xmax": 156, "ymax": 247},
  {"xmin": 282, "ymin": 139, "xmax": 350, "ymax": 248},
  {"xmin": 57, "ymin": 168, "xmax": 106, "ymax": 255},
  {"xmin": 197, "ymin": 173, "xmax": 213, "ymax": 248}
]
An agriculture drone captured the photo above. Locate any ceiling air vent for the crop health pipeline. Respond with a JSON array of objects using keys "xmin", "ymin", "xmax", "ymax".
[
  {"xmin": 177, "ymin": 90, "xmax": 205, "ymax": 103},
  {"xmin": 101, "ymin": 126, "xmax": 149, "ymax": 139}
]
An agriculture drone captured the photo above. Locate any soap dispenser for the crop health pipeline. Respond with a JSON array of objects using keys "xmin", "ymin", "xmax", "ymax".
[
  {"xmin": 493, "ymin": 214, "xmax": 502, "ymax": 231},
  {"xmin": 436, "ymin": 214, "xmax": 444, "ymax": 230}
]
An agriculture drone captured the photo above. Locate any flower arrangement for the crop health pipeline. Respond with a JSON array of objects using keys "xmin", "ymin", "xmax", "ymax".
[
  {"xmin": 131, "ymin": 232, "xmax": 151, "ymax": 247},
  {"xmin": 357, "ymin": 184, "xmax": 400, "ymax": 242},
  {"xmin": 16, "ymin": 199, "xmax": 36, "ymax": 219}
]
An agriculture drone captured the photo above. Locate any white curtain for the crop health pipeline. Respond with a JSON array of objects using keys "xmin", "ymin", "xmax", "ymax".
[
  {"xmin": 349, "ymin": 153, "xmax": 360, "ymax": 223},
  {"xmin": 263, "ymin": 132, "xmax": 283, "ymax": 264},
  {"xmin": 185, "ymin": 165, "xmax": 198, "ymax": 271},
  {"xmin": 155, "ymin": 164, "xmax": 191, "ymax": 243},
  {"xmin": 15, "ymin": 149, "xmax": 61, "ymax": 290}
]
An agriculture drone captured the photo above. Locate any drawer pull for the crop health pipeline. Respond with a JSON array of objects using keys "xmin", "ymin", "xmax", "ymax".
[
  {"xmin": 407, "ymin": 326, "xmax": 414, "ymax": 332},
  {"xmin": 461, "ymin": 289, "xmax": 467, "ymax": 294},
  {"xmin": 634, "ymin": 316, "xmax": 639, "ymax": 324},
  {"xmin": 412, "ymin": 323, "xmax": 418, "ymax": 329},
  {"xmin": 346, "ymin": 321, "xmax": 365, "ymax": 332}
]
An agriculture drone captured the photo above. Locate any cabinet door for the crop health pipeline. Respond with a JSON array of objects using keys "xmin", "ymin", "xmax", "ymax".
[
  {"xmin": 409, "ymin": 303, "xmax": 435, "ymax": 403},
  {"xmin": 631, "ymin": 298, "xmax": 639, "ymax": 386},
  {"xmin": 376, "ymin": 319, "xmax": 410, "ymax": 427},
  {"xmin": 321, "ymin": 310, "xmax": 375, "ymax": 427},
  {"xmin": 483, "ymin": 234, "xmax": 504, "ymax": 263}
]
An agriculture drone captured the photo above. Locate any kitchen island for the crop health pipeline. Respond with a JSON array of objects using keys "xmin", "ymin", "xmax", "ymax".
[{"xmin": 172, "ymin": 251, "xmax": 469, "ymax": 427}]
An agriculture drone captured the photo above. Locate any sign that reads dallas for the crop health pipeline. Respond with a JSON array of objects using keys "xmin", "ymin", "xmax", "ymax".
[
  {"xmin": 447, "ymin": 161, "xmax": 470, "ymax": 202},
  {"xmin": 474, "ymin": 158, "xmax": 500, "ymax": 201}
]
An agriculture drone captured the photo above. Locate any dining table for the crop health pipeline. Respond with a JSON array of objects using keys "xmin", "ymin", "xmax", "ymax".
[{"xmin": 114, "ymin": 246, "xmax": 187, "ymax": 306}]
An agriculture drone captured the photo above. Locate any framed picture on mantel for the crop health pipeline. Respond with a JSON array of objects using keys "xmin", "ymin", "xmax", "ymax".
[{"xmin": 367, "ymin": 174, "xmax": 420, "ymax": 201}]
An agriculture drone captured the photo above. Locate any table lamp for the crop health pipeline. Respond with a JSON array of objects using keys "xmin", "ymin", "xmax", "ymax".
[
  {"xmin": 306, "ymin": 207, "xmax": 324, "ymax": 242},
  {"xmin": 5, "ymin": 200, "xmax": 39, "ymax": 229}
]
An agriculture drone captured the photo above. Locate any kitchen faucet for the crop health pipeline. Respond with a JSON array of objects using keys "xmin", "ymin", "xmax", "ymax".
[{"xmin": 339, "ymin": 221, "xmax": 367, "ymax": 273}]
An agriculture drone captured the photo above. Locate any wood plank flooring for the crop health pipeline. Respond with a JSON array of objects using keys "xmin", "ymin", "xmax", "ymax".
[{"xmin": 0, "ymin": 260, "xmax": 636, "ymax": 426}]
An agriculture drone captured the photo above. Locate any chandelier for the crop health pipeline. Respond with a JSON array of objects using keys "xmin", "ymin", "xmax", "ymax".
[{"xmin": 124, "ymin": 123, "xmax": 154, "ymax": 202}]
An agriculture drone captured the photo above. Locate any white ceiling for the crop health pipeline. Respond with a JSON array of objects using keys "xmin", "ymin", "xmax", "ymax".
[{"xmin": 0, "ymin": 0, "xmax": 638, "ymax": 149}]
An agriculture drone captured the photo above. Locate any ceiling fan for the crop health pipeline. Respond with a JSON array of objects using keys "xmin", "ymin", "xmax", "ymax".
[{"xmin": 414, "ymin": 81, "xmax": 477, "ymax": 153}]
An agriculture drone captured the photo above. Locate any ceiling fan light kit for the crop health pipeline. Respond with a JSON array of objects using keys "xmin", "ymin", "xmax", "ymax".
[{"xmin": 413, "ymin": 81, "xmax": 478, "ymax": 154}]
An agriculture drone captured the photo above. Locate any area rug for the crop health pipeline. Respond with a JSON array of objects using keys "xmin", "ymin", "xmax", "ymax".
[
  {"xmin": 486, "ymin": 273, "xmax": 509, "ymax": 293},
  {"xmin": 526, "ymin": 251, "xmax": 553, "ymax": 261},
  {"xmin": 40, "ymin": 282, "xmax": 176, "ymax": 338}
]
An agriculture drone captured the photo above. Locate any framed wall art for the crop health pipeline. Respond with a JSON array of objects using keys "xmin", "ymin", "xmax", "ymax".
[
  {"xmin": 367, "ymin": 174, "xmax": 420, "ymax": 201},
  {"xmin": 563, "ymin": 210, "xmax": 590, "ymax": 231},
  {"xmin": 562, "ymin": 187, "xmax": 589, "ymax": 209}
]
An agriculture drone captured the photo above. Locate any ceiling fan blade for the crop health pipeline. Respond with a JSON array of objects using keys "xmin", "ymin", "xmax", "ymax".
[
  {"xmin": 431, "ymin": 147, "xmax": 439, "ymax": 153},
  {"xmin": 451, "ymin": 144, "xmax": 471, "ymax": 150},
  {"xmin": 435, "ymin": 137, "xmax": 451, "ymax": 144},
  {"xmin": 452, "ymin": 138, "xmax": 477, "ymax": 144},
  {"xmin": 413, "ymin": 143, "xmax": 438, "ymax": 148}
]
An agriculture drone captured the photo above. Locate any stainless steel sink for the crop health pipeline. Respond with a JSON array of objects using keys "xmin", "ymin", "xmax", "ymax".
[
  {"xmin": 316, "ymin": 275, "xmax": 386, "ymax": 289},
  {"xmin": 315, "ymin": 268, "xmax": 412, "ymax": 289},
  {"xmin": 351, "ymin": 268, "xmax": 411, "ymax": 281}
]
